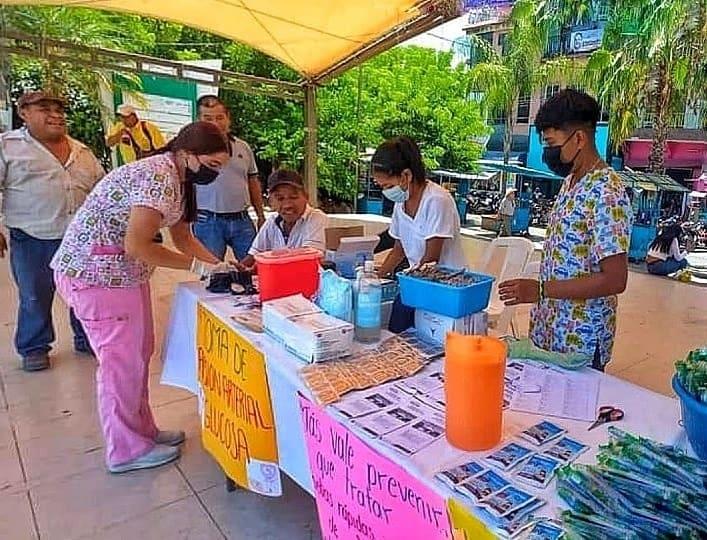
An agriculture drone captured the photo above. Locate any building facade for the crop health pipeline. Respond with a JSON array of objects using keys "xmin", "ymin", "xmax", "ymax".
[{"xmin": 463, "ymin": 1, "xmax": 707, "ymax": 187}]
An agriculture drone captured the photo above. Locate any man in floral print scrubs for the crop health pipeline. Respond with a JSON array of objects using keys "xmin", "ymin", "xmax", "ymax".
[{"xmin": 499, "ymin": 90, "xmax": 631, "ymax": 371}]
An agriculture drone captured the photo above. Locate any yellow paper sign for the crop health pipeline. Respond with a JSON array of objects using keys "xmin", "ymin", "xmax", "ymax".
[
  {"xmin": 196, "ymin": 302, "xmax": 280, "ymax": 496},
  {"xmin": 447, "ymin": 498, "xmax": 496, "ymax": 540}
]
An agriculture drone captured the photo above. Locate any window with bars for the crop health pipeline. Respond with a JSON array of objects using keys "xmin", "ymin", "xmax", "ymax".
[
  {"xmin": 544, "ymin": 85, "xmax": 560, "ymax": 100},
  {"xmin": 516, "ymin": 94, "xmax": 531, "ymax": 123}
]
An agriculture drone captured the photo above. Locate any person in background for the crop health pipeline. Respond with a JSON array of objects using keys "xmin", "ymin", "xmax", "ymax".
[
  {"xmin": 497, "ymin": 187, "xmax": 517, "ymax": 237},
  {"xmin": 0, "ymin": 91, "xmax": 104, "ymax": 371},
  {"xmin": 106, "ymin": 104, "xmax": 165, "ymax": 164},
  {"xmin": 238, "ymin": 169, "xmax": 326, "ymax": 268},
  {"xmin": 499, "ymin": 89, "xmax": 631, "ymax": 371},
  {"xmin": 52, "ymin": 122, "xmax": 231, "ymax": 474},
  {"xmin": 645, "ymin": 224, "xmax": 688, "ymax": 275},
  {"xmin": 373, "ymin": 136, "xmax": 466, "ymax": 332},
  {"xmin": 194, "ymin": 95, "xmax": 266, "ymax": 260}
]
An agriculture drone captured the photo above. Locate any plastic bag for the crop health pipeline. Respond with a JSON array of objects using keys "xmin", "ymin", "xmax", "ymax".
[{"xmin": 315, "ymin": 269, "xmax": 353, "ymax": 323}]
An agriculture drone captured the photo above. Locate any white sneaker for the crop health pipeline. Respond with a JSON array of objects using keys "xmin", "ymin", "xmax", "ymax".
[
  {"xmin": 155, "ymin": 430, "xmax": 186, "ymax": 446},
  {"xmin": 108, "ymin": 445, "xmax": 180, "ymax": 474}
]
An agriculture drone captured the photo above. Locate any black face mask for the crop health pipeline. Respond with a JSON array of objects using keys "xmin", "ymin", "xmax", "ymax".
[
  {"xmin": 185, "ymin": 162, "xmax": 220, "ymax": 185},
  {"xmin": 542, "ymin": 131, "xmax": 580, "ymax": 177}
]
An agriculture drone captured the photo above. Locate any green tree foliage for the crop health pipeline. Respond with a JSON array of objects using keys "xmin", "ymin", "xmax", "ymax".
[
  {"xmin": 2, "ymin": 6, "xmax": 150, "ymax": 164},
  {"xmin": 583, "ymin": 0, "xmax": 707, "ymax": 172},
  {"xmin": 2, "ymin": 7, "xmax": 487, "ymax": 200},
  {"xmin": 316, "ymin": 46, "xmax": 487, "ymax": 200}
]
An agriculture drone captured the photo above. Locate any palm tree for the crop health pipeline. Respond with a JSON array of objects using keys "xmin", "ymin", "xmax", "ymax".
[
  {"xmin": 468, "ymin": 0, "xmax": 576, "ymax": 180},
  {"xmin": 583, "ymin": 0, "xmax": 707, "ymax": 172}
]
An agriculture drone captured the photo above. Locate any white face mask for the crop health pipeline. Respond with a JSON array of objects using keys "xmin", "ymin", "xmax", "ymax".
[{"xmin": 382, "ymin": 184, "xmax": 410, "ymax": 203}]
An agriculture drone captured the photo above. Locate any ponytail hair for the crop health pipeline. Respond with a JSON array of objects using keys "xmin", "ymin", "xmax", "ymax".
[
  {"xmin": 371, "ymin": 136, "xmax": 426, "ymax": 183},
  {"xmin": 154, "ymin": 121, "xmax": 229, "ymax": 223}
]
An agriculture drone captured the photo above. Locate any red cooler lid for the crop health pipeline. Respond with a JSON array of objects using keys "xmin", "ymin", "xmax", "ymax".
[{"xmin": 253, "ymin": 247, "xmax": 322, "ymax": 264}]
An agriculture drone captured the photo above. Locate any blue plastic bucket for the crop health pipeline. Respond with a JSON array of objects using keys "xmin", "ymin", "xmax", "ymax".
[{"xmin": 672, "ymin": 374, "xmax": 707, "ymax": 460}]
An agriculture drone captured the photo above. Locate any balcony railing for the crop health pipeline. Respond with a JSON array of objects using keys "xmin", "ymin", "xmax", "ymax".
[{"xmin": 639, "ymin": 111, "xmax": 706, "ymax": 131}]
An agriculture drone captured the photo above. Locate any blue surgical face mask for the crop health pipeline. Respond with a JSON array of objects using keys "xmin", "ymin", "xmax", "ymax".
[{"xmin": 382, "ymin": 184, "xmax": 409, "ymax": 203}]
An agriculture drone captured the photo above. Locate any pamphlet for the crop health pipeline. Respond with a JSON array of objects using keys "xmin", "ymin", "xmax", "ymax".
[
  {"xmin": 436, "ymin": 461, "xmax": 486, "ymax": 489},
  {"xmin": 525, "ymin": 519, "xmax": 566, "ymax": 540},
  {"xmin": 456, "ymin": 469, "xmax": 510, "ymax": 504},
  {"xmin": 332, "ymin": 383, "xmax": 407, "ymax": 419},
  {"xmin": 542, "ymin": 436, "xmax": 589, "ymax": 463},
  {"xmin": 510, "ymin": 364, "xmax": 600, "ymax": 422},
  {"xmin": 514, "ymin": 454, "xmax": 562, "ymax": 489},
  {"xmin": 423, "ymin": 386, "xmax": 446, "ymax": 411},
  {"xmin": 396, "ymin": 360, "xmax": 444, "ymax": 395},
  {"xmin": 351, "ymin": 397, "xmax": 435, "ymax": 437},
  {"xmin": 484, "ymin": 442, "xmax": 534, "ymax": 472},
  {"xmin": 519, "ymin": 421, "xmax": 567, "ymax": 446},
  {"xmin": 382, "ymin": 409, "xmax": 446, "ymax": 455},
  {"xmin": 483, "ymin": 485, "xmax": 538, "ymax": 518}
]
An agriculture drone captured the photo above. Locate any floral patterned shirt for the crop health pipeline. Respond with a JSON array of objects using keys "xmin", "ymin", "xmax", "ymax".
[
  {"xmin": 530, "ymin": 168, "xmax": 632, "ymax": 367},
  {"xmin": 51, "ymin": 154, "xmax": 184, "ymax": 288}
]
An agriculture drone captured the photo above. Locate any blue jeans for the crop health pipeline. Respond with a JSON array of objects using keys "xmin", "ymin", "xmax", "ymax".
[
  {"xmin": 647, "ymin": 257, "xmax": 688, "ymax": 276},
  {"xmin": 192, "ymin": 212, "xmax": 256, "ymax": 260},
  {"xmin": 9, "ymin": 228, "xmax": 89, "ymax": 357}
]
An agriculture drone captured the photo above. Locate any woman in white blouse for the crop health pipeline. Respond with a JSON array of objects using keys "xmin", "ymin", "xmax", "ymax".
[
  {"xmin": 373, "ymin": 136, "xmax": 466, "ymax": 331},
  {"xmin": 645, "ymin": 224, "xmax": 688, "ymax": 275}
]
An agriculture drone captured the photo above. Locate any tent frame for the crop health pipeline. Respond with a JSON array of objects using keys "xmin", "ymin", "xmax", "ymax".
[{"xmin": 0, "ymin": 1, "xmax": 459, "ymax": 202}]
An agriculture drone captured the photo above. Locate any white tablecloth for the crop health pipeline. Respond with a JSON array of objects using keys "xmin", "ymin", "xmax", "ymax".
[{"xmin": 160, "ymin": 281, "xmax": 688, "ymax": 525}]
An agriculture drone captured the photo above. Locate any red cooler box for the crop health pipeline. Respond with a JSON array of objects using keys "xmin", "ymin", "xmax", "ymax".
[{"xmin": 254, "ymin": 248, "xmax": 321, "ymax": 301}]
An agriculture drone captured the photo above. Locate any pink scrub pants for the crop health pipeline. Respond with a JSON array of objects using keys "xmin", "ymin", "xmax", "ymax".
[{"xmin": 55, "ymin": 272, "xmax": 158, "ymax": 467}]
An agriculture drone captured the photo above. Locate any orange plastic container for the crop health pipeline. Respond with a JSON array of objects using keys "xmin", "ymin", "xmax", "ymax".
[
  {"xmin": 254, "ymin": 247, "xmax": 321, "ymax": 302},
  {"xmin": 445, "ymin": 333, "xmax": 507, "ymax": 451}
]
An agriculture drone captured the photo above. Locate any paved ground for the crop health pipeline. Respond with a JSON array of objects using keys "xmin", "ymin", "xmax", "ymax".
[{"xmin": 1, "ymin": 244, "xmax": 706, "ymax": 539}]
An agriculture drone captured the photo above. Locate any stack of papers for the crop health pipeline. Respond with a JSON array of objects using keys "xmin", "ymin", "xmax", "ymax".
[
  {"xmin": 262, "ymin": 294, "xmax": 354, "ymax": 363},
  {"xmin": 508, "ymin": 363, "xmax": 600, "ymax": 422},
  {"xmin": 332, "ymin": 383, "xmax": 447, "ymax": 456}
]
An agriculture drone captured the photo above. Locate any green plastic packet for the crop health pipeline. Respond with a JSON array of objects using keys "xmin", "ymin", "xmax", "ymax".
[{"xmin": 504, "ymin": 338, "xmax": 590, "ymax": 370}]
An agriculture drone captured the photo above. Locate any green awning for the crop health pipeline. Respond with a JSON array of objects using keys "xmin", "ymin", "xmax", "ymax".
[{"xmin": 616, "ymin": 171, "xmax": 690, "ymax": 193}]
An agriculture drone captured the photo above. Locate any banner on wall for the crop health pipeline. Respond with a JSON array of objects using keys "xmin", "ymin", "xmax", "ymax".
[
  {"xmin": 298, "ymin": 395, "xmax": 452, "ymax": 540},
  {"xmin": 197, "ymin": 302, "xmax": 281, "ymax": 496}
]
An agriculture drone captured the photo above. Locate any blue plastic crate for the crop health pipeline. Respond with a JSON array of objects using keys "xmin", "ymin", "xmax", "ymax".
[{"xmin": 397, "ymin": 268, "xmax": 495, "ymax": 318}]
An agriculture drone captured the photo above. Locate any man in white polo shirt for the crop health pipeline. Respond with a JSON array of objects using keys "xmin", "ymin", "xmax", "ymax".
[
  {"xmin": 238, "ymin": 169, "xmax": 327, "ymax": 268},
  {"xmin": 0, "ymin": 91, "xmax": 104, "ymax": 371},
  {"xmin": 194, "ymin": 95, "xmax": 266, "ymax": 260}
]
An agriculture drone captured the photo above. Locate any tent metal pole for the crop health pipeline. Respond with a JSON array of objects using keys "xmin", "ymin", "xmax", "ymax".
[{"xmin": 303, "ymin": 83, "xmax": 318, "ymax": 206}]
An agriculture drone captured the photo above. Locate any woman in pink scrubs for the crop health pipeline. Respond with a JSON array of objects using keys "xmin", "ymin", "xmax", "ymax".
[{"xmin": 52, "ymin": 121, "xmax": 231, "ymax": 473}]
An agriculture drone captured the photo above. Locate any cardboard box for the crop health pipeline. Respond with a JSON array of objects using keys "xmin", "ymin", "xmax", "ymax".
[
  {"xmin": 262, "ymin": 294, "xmax": 354, "ymax": 363},
  {"xmin": 325, "ymin": 225, "xmax": 365, "ymax": 251},
  {"xmin": 325, "ymin": 235, "xmax": 379, "ymax": 278},
  {"xmin": 414, "ymin": 309, "xmax": 488, "ymax": 345}
]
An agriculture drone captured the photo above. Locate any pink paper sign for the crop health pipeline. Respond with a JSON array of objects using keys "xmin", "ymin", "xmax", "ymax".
[{"xmin": 298, "ymin": 395, "xmax": 451, "ymax": 540}]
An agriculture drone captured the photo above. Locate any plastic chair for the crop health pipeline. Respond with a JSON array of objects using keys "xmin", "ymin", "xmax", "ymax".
[{"xmin": 478, "ymin": 237, "xmax": 535, "ymax": 337}]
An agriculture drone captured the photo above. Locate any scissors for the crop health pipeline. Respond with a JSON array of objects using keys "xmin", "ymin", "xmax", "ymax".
[{"xmin": 588, "ymin": 406, "xmax": 624, "ymax": 431}]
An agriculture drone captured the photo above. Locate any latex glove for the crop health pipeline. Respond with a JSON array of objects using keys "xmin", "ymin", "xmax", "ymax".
[{"xmin": 190, "ymin": 259, "xmax": 232, "ymax": 280}]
